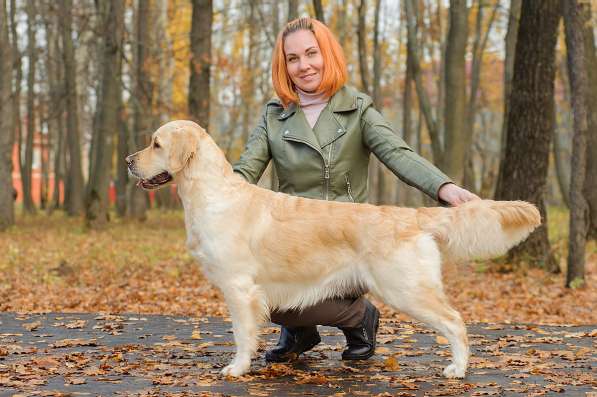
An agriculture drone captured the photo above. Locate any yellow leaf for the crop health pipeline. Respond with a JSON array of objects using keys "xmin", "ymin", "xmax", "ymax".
[
  {"xmin": 383, "ymin": 355, "xmax": 400, "ymax": 371},
  {"xmin": 436, "ymin": 336, "xmax": 449, "ymax": 345}
]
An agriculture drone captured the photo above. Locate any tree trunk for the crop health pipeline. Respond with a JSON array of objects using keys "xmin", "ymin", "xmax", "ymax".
[
  {"xmin": 10, "ymin": 0, "xmax": 22, "ymax": 209},
  {"xmin": 40, "ymin": 117, "xmax": 49, "ymax": 210},
  {"xmin": 188, "ymin": 0, "xmax": 212, "ymax": 130},
  {"xmin": 495, "ymin": 0, "xmax": 560, "ymax": 273},
  {"xmin": 61, "ymin": 0, "xmax": 85, "ymax": 216},
  {"xmin": 464, "ymin": 0, "xmax": 499, "ymax": 193},
  {"xmin": 287, "ymin": 0, "xmax": 298, "ymax": 21},
  {"xmin": 0, "ymin": 0, "xmax": 14, "ymax": 230},
  {"xmin": 581, "ymin": 6, "xmax": 597, "ymax": 239},
  {"xmin": 404, "ymin": 0, "xmax": 442, "ymax": 165},
  {"xmin": 372, "ymin": 0, "xmax": 385, "ymax": 203},
  {"xmin": 400, "ymin": 28, "xmax": 416, "ymax": 207},
  {"xmin": 52, "ymin": 119, "xmax": 65, "ymax": 211},
  {"xmin": 552, "ymin": 124, "xmax": 570, "ymax": 207},
  {"xmin": 357, "ymin": 0, "xmax": 377, "ymax": 203},
  {"xmin": 357, "ymin": 0, "xmax": 370, "ymax": 95},
  {"xmin": 562, "ymin": 0, "xmax": 590, "ymax": 287},
  {"xmin": 335, "ymin": 0, "xmax": 348, "ymax": 47},
  {"xmin": 128, "ymin": 0, "xmax": 153, "ymax": 221},
  {"xmin": 42, "ymin": 3, "xmax": 64, "ymax": 213},
  {"xmin": 442, "ymin": 0, "xmax": 468, "ymax": 184},
  {"xmin": 272, "ymin": 0, "xmax": 280, "ymax": 39},
  {"xmin": 312, "ymin": 0, "xmax": 324, "ymax": 23},
  {"xmin": 269, "ymin": 0, "xmax": 280, "ymax": 192},
  {"xmin": 495, "ymin": 0, "xmax": 522, "ymax": 198},
  {"xmin": 154, "ymin": 0, "xmax": 175, "ymax": 209},
  {"xmin": 372, "ymin": 0, "xmax": 382, "ymax": 109},
  {"xmin": 23, "ymin": 0, "xmax": 36, "ymax": 213},
  {"xmin": 240, "ymin": 1, "xmax": 257, "ymax": 146},
  {"xmin": 85, "ymin": 0, "xmax": 124, "ymax": 227}
]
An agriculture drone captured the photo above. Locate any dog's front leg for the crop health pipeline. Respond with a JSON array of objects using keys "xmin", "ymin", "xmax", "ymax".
[{"xmin": 220, "ymin": 280, "xmax": 267, "ymax": 377}]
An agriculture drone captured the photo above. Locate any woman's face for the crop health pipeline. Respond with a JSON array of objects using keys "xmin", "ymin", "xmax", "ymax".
[{"xmin": 283, "ymin": 29, "xmax": 324, "ymax": 93}]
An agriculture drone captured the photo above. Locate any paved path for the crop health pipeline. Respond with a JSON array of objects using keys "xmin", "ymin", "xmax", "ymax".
[{"xmin": 0, "ymin": 313, "xmax": 595, "ymax": 396}]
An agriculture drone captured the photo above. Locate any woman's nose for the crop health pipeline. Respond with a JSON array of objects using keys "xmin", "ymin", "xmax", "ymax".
[{"xmin": 297, "ymin": 58, "xmax": 309, "ymax": 71}]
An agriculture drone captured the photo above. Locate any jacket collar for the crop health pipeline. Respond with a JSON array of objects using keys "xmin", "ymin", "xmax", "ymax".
[
  {"xmin": 277, "ymin": 102, "xmax": 298, "ymax": 120},
  {"xmin": 329, "ymin": 86, "xmax": 358, "ymax": 112},
  {"xmin": 276, "ymin": 86, "xmax": 357, "ymax": 120}
]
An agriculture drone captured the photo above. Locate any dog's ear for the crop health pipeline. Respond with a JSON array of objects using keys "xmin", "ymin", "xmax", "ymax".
[{"xmin": 169, "ymin": 128, "xmax": 199, "ymax": 173}]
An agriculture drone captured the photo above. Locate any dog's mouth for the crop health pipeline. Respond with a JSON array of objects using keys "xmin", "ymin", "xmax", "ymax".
[{"xmin": 137, "ymin": 171, "xmax": 173, "ymax": 190}]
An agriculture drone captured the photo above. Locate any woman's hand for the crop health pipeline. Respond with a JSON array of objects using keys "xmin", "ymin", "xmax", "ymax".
[{"xmin": 438, "ymin": 183, "xmax": 480, "ymax": 206}]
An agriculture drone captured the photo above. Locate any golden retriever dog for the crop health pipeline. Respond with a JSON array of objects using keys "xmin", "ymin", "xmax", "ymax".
[{"xmin": 126, "ymin": 120, "xmax": 540, "ymax": 379}]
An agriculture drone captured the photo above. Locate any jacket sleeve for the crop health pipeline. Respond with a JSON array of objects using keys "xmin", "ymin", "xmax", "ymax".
[
  {"xmin": 232, "ymin": 105, "xmax": 272, "ymax": 184},
  {"xmin": 361, "ymin": 103, "xmax": 452, "ymax": 201}
]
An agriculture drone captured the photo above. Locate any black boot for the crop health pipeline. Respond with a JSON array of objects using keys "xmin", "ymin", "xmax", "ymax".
[
  {"xmin": 339, "ymin": 301, "xmax": 380, "ymax": 360},
  {"xmin": 265, "ymin": 326, "xmax": 321, "ymax": 362}
]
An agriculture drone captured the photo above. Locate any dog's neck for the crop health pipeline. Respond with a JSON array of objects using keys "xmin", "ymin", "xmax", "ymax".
[{"xmin": 175, "ymin": 135, "xmax": 246, "ymax": 208}]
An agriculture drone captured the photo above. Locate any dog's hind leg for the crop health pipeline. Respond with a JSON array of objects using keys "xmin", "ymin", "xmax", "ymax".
[
  {"xmin": 370, "ymin": 239, "xmax": 469, "ymax": 378},
  {"xmin": 220, "ymin": 278, "xmax": 268, "ymax": 377}
]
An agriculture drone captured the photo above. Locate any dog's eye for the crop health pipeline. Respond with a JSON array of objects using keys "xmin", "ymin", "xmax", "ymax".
[{"xmin": 153, "ymin": 141, "xmax": 161, "ymax": 149}]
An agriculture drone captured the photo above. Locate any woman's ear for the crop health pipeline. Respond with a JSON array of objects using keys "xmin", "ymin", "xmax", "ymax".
[{"xmin": 169, "ymin": 128, "xmax": 199, "ymax": 173}]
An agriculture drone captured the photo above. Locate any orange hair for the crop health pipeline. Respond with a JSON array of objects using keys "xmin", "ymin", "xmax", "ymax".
[{"xmin": 272, "ymin": 17, "xmax": 348, "ymax": 108}]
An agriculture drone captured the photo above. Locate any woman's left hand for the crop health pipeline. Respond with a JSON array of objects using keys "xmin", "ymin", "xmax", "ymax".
[{"xmin": 438, "ymin": 183, "xmax": 480, "ymax": 206}]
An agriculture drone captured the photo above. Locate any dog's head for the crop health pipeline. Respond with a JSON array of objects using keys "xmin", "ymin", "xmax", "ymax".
[{"xmin": 126, "ymin": 120, "xmax": 204, "ymax": 190}]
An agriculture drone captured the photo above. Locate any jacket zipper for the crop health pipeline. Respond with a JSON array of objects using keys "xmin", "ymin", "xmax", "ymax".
[
  {"xmin": 324, "ymin": 144, "xmax": 333, "ymax": 200},
  {"xmin": 282, "ymin": 135, "xmax": 333, "ymax": 201},
  {"xmin": 345, "ymin": 173, "xmax": 355, "ymax": 202}
]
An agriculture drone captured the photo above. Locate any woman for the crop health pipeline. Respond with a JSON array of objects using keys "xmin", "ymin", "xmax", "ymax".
[{"xmin": 233, "ymin": 17, "xmax": 478, "ymax": 363}]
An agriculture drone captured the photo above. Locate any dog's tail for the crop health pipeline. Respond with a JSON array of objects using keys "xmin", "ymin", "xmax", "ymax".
[{"xmin": 416, "ymin": 200, "xmax": 541, "ymax": 262}]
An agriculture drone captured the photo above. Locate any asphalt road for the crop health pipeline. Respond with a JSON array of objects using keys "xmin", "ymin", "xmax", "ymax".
[{"xmin": 0, "ymin": 312, "xmax": 595, "ymax": 396}]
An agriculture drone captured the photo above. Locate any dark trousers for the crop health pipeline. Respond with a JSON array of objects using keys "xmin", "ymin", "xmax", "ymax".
[{"xmin": 270, "ymin": 295, "xmax": 368, "ymax": 329}]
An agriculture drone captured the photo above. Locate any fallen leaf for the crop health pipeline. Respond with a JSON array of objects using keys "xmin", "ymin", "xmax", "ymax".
[
  {"xmin": 65, "ymin": 377, "xmax": 87, "ymax": 385},
  {"xmin": 383, "ymin": 355, "xmax": 400, "ymax": 371},
  {"xmin": 65, "ymin": 320, "xmax": 87, "ymax": 329},
  {"xmin": 50, "ymin": 338, "xmax": 98, "ymax": 348},
  {"xmin": 191, "ymin": 329, "xmax": 202, "ymax": 339},
  {"xmin": 23, "ymin": 321, "xmax": 41, "ymax": 331}
]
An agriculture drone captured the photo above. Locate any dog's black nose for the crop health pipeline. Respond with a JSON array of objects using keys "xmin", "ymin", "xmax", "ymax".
[{"xmin": 125, "ymin": 155, "xmax": 134, "ymax": 166}]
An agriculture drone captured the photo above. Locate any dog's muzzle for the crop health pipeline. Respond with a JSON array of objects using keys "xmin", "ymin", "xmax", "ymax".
[{"xmin": 136, "ymin": 171, "xmax": 173, "ymax": 190}]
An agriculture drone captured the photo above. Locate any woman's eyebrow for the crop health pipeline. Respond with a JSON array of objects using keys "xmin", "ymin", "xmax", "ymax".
[{"xmin": 286, "ymin": 46, "xmax": 318, "ymax": 57}]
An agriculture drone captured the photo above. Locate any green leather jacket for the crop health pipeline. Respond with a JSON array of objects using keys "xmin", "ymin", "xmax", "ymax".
[{"xmin": 233, "ymin": 85, "xmax": 451, "ymax": 203}]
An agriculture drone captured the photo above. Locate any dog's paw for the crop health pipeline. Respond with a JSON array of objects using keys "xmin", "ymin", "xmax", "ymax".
[
  {"xmin": 443, "ymin": 363, "xmax": 466, "ymax": 379},
  {"xmin": 221, "ymin": 362, "xmax": 250, "ymax": 377}
]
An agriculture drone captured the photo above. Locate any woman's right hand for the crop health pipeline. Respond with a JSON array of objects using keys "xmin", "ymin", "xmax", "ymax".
[{"xmin": 438, "ymin": 183, "xmax": 480, "ymax": 206}]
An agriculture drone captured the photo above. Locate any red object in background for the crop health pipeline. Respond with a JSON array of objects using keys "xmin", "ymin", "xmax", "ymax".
[{"xmin": 12, "ymin": 139, "xmax": 177, "ymax": 206}]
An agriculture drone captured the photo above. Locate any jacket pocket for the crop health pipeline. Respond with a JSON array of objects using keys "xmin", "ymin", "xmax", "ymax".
[{"xmin": 345, "ymin": 173, "xmax": 355, "ymax": 203}]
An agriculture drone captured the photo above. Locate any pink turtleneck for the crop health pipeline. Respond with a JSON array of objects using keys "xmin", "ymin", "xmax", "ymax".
[{"xmin": 297, "ymin": 88, "xmax": 329, "ymax": 129}]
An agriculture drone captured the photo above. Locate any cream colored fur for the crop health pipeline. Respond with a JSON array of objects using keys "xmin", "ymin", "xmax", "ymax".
[{"xmin": 127, "ymin": 120, "xmax": 541, "ymax": 379}]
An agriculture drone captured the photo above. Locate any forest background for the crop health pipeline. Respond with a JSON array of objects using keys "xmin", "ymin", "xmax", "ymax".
[{"xmin": 0, "ymin": 0, "xmax": 596, "ymax": 324}]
